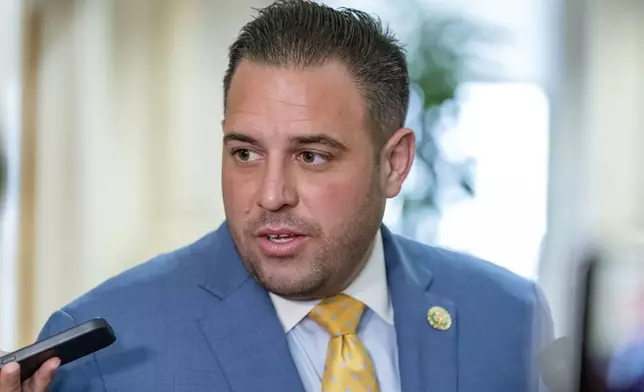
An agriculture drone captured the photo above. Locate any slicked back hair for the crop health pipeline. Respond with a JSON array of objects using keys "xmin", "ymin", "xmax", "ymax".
[{"xmin": 223, "ymin": 0, "xmax": 409, "ymax": 150}]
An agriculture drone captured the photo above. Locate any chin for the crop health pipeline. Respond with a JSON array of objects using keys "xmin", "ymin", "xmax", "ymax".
[
  {"xmin": 253, "ymin": 262, "xmax": 325, "ymax": 298},
  {"xmin": 259, "ymin": 278, "xmax": 322, "ymax": 299}
]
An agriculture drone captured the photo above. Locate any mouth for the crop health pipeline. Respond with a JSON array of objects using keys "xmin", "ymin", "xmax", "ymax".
[
  {"xmin": 255, "ymin": 228, "xmax": 309, "ymax": 257},
  {"xmin": 257, "ymin": 227, "xmax": 305, "ymax": 240}
]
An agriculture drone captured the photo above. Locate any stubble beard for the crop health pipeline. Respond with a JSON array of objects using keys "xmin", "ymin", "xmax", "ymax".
[{"xmin": 230, "ymin": 173, "xmax": 385, "ymax": 300}]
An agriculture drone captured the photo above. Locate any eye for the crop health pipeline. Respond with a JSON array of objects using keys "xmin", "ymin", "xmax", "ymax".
[
  {"xmin": 298, "ymin": 151, "xmax": 329, "ymax": 166},
  {"xmin": 232, "ymin": 149, "xmax": 261, "ymax": 162}
]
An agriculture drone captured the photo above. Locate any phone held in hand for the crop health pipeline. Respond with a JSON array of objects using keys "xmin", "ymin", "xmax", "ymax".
[{"xmin": 0, "ymin": 318, "xmax": 116, "ymax": 382}]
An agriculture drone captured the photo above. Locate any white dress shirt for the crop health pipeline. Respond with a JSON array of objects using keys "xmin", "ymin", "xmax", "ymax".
[{"xmin": 269, "ymin": 230, "xmax": 401, "ymax": 392}]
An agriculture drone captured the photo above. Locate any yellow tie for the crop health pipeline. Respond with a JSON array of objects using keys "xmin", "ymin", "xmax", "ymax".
[{"xmin": 308, "ymin": 294, "xmax": 380, "ymax": 392}]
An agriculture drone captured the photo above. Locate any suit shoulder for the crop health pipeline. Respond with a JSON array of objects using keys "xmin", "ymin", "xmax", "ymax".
[
  {"xmin": 61, "ymin": 230, "xmax": 220, "ymax": 314},
  {"xmin": 393, "ymin": 234, "xmax": 538, "ymax": 303}
]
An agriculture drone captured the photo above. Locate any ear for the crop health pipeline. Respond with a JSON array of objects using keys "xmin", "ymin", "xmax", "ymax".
[{"xmin": 380, "ymin": 128, "xmax": 415, "ymax": 198}]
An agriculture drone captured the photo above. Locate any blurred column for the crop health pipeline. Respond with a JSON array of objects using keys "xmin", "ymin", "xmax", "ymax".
[
  {"xmin": 18, "ymin": 0, "xmax": 271, "ymax": 347},
  {"xmin": 540, "ymin": 0, "xmax": 644, "ymax": 336},
  {"xmin": 583, "ymin": 1, "xmax": 644, "ymax": 241}
]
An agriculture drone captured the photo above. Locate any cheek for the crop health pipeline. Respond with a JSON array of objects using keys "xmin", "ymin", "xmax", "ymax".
[
  {"xmin": 222, "ymin": 169, "xmax": 257, "ymax": 215},
  {"xmin": 298, "ymin": 170, "xmax": 374, "ymax": 225}
]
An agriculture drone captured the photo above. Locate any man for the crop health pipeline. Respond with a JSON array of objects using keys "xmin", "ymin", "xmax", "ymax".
[{"xmin": 0, "ymin": 1, "xmax": 553, "ymax": 391}]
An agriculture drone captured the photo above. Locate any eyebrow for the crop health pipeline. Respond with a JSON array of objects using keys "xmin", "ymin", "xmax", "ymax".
[
  {"xmin": 223, "ymin": 132, "xmax": 348, "ymax": 151},
  {"xmin": 223, "ymin": 132, "xmax": 260, "ymax": 146},
  {"xmin": 289, "ymin": 134, "xmax": 348, "ymax": 151}
]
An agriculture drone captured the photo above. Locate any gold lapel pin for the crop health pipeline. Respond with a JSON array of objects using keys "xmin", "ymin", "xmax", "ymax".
[{"xmin": 427, "ymin": 306, "xmax": 452, "ymax": 331}]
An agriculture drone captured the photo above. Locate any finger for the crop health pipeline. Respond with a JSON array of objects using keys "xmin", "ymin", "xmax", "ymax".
[
  {"xmin": 24, "ymin": 357, "xmax": 60, "ymax": 392},
  {"xmin": 0, "ymin": 362, "xmax": 21, "ymax": 392}
]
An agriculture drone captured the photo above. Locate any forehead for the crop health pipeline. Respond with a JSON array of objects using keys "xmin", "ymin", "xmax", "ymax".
[{"xmin": 224, "ymin": 60, "xmax": 367, "ymax": 140}]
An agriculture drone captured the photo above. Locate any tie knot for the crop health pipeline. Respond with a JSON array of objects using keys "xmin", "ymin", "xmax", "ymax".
[{"xmin": 308, "ymin": 294, "xmax": 365, "ymax": 336}]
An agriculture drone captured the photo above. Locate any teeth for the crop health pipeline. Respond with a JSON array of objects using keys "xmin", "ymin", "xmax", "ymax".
[{"xmin": 267, "ymin": 234, "xmax": 295, "ymax": 243}]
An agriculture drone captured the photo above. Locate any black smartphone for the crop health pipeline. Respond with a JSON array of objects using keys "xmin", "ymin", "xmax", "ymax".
[
  {"xmin": 0, "ymin": 317, "xmax": 116, "ymax": 382},
  {"xmin": 580, "ymin": 243, "xmax": 644, "ymax": 392}
]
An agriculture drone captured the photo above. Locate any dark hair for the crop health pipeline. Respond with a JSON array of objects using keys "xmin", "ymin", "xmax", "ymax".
[{"xmin": 223, "ymin": 0, "xmax": 409, "ymax": 148}]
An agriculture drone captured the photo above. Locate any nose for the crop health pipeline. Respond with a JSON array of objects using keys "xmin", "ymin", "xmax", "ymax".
[{"xmin": 257, "ymin": 157, "xmax": 298, "ymax": 211}]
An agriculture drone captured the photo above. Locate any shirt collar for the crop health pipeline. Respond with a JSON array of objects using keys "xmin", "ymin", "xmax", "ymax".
[{"xmin": 269, "ymin": 229, "xmax": 393, "ymax": 332}]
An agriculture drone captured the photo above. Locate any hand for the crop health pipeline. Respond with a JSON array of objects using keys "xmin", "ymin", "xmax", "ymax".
[{"xmin": 0, "ymin": 351, "xmax": 60, "ymax": 392}]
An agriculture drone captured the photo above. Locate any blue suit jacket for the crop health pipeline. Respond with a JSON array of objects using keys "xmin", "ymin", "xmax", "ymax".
[{"xmin": 39, "ymin": 223, "xmax": 553, "ymax": 391}]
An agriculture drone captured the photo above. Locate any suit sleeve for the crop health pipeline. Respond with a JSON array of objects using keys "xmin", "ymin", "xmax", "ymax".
[
  {"xmin": 532, "ymin": 282, "xmax": 556, "ymax": 392},
  {"xmin": 37, "ymin": 310, "xmax": 108, "ymax": 392}
]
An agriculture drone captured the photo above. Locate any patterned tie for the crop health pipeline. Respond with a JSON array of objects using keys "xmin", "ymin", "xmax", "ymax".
[{"xmin": 308, "ymin": 294, "xmax": 380, "ymax": 392}]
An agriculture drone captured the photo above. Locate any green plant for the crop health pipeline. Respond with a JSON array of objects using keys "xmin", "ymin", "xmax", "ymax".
[{"xmin": 397, "ymin": 9, "xmax": 499, "ymax": 239}]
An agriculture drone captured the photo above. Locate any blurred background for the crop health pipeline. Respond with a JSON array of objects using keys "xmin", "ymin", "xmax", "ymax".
[{"xmin": 0, "ymin": 0, "xmax": 643, "ymax": 351}]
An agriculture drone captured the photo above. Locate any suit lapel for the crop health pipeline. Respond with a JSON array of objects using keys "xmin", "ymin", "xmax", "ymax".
[
  {"xmin": 196, "ymin": 223, "xmax": 305, "ymax": 392},
  {"xmin": 383, "ymin": 227, "xmax": 458, "ymax": 392}
]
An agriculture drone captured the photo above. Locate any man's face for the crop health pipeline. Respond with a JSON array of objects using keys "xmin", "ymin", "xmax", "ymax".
[{"xmin": 222, "ymin": 60, "xmax": 410, "ymax": 299}]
